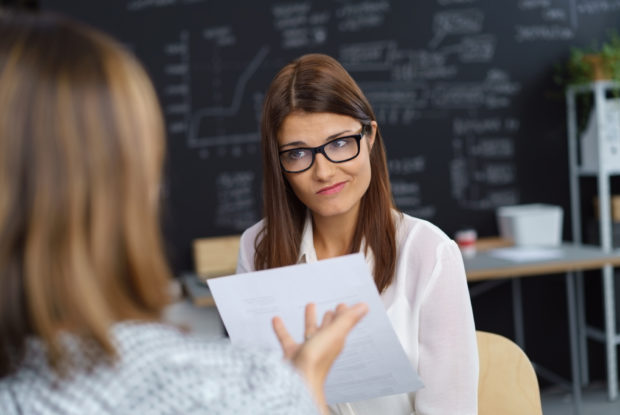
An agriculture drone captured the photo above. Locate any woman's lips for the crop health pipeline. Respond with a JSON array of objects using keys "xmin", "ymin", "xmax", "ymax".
[{"xmin": 317, "ymin": 181, "xmax": 346, "ymax": 195}]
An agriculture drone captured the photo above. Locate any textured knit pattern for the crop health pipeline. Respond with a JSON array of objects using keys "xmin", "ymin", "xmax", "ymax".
[{"xmin": 0, "ymin": 322, "xmax": 318, "ymax": 415}]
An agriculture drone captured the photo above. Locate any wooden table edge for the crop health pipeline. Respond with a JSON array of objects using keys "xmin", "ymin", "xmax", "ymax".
[{"xmin": 467, "ymin": 257, "xmax": 620, "ymax": 282}]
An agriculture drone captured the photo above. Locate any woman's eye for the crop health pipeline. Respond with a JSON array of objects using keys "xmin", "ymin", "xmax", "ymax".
[
  {"xmin": 330, "ymin": 138, "xmax": 351, "ymax": 149},
  {"xmin": 286, "ymin": 149, "xmax": 307, "ymax": 160}
]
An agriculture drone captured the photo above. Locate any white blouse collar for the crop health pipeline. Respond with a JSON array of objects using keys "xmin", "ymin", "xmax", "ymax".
[
  {"xmin": 296, "ymin": 211, "xmax": 375, "ymax": 273},
  {"xmin": 297, "ymin": 211, "xmax": 317, "ymax": 264}
]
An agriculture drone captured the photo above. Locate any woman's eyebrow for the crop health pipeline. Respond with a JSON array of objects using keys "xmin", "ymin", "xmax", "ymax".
[
  {"xmin": 279, "ymin": 128, "xmax": 356, "ymax": 150},
  {"xmin": 279, "ymin": 140, "xmax": 307, "ymax": 150},
  {"xmin": 324, "ymin": 129, "xmax": 354, "ymax": 141}
]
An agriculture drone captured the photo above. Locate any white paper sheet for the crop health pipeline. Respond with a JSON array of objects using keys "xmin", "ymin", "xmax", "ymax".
[
  {"xmin": 207, "ymin": 253, "xmax": 423, "ymax": 404},
  {"xmin": 490, "ymin": 247, "xmax": 564, "ymax": 262}
]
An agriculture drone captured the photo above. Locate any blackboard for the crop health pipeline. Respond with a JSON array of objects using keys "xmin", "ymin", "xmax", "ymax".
[{"xmin": 38, "ymin": 0, "xmax": 620, "ymax": 272}]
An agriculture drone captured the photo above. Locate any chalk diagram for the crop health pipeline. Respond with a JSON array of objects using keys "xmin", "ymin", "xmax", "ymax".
[
  {"xmin": 188, "ymin": 45, "xmax": 269, "ymax": 148},
  {"xmin": 163, "ymin": 30, "xmax": 269, "ymax": 157}
]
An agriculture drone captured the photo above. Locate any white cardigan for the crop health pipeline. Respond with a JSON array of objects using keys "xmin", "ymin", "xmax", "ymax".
[{"xmin": 237, "ymin": 212, "xmax": 478, "ymax": 415}]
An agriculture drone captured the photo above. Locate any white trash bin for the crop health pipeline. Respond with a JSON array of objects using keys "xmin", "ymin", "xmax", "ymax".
[{"xmin": 496, "ymin": 204, "xmax": 563, "ymax": 247}]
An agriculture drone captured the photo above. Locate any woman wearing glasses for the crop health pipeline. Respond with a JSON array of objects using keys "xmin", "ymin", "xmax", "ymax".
[{"xmin": 237, "ymin": 54, "xmax": 478, "ymax": 415}]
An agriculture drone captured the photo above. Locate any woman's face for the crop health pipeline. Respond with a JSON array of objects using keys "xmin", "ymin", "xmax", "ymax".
[{"xmin": 277, "ymin": 111, "xmax": 376, "ymax": 222}]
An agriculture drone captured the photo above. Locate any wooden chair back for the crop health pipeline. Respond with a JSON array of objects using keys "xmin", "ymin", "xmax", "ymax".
[
  {"xmin": 477, "ymin": 330, "xmax": 542, "ymax": 415},
  {"xmin": 192, "ymin": 235, "xmax": 241, "ymax": 278}
]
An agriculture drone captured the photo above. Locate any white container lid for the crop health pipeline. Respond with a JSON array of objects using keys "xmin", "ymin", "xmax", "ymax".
[{"xmin": 497, "ymin": 203, "xmax": 562, "ymax": 217}]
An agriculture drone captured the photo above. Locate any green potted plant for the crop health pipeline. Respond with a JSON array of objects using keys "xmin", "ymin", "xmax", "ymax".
[
  {"xmin": 557, "ymin": 31, "xmax": 620, "ymax": 85},
  {"xmin": 554, "ymin": 31, "xmax": 620, "ymax": 131}
]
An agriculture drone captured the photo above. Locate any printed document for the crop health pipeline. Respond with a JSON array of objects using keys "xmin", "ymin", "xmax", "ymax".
[
  {"xmin": 207, "ymin": 253, "xmax": 423, "ymax": 404},
  {"xmin": 490, "ymin": 246, "xmax": 564, "ymax": 262}
]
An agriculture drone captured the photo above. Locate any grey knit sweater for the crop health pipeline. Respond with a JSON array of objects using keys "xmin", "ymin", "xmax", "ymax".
[{"xmin": 0, "ymin": 322, "xmax": 318, "ymax": 414}]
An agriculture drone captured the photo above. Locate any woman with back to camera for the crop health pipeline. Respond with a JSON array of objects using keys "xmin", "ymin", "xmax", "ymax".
[
  {"xmin": 0, "ymin": 10, "xmax": 368, "ymax": 415},
  {"xmin": 237, "ymin": 53, "xmax": 479, "ymax": 414}
]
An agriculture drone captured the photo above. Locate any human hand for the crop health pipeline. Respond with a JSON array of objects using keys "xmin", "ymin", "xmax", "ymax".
[{"xmin": 272, "ymin": 302, "xmax": 368, "ymax": 413}]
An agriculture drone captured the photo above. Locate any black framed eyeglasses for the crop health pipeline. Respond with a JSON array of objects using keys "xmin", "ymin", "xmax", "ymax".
[{"xmin": 279, "ymin": 130, "xmax": 365, "ymax": 173}]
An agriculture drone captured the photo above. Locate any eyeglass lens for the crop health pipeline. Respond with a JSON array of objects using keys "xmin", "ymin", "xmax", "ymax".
[{"xmin": 280, "ymin": 134, "xmax": 361, "ymax": 173}]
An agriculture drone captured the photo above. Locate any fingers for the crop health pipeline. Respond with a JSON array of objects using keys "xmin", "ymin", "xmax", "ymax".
[
  {"xmin": 272, "ymin": 316, "xmax": 297, "ymax": 358},
  {"xmin": 328, "ymin": 303, "xmax": 369, "ymax": 337},
  {"xmin": 304, "ymin": 303, "xmax": 317, "ymax": 340},
  {"xmin": 320, "ymin": 310, "xmax": 335, "ymax": 328},
  {"xmin": 315, "ymin": 303, "xmax": 369, "ymax": 335},
  {"xmin": 287, "ymin": 302, "xmax": 369, "ymax": 400},
  {"xmin": 274, "ymin": 302, "xmax": 369, "ymax": 359},
  {"xmin": 291, "ymin": 302, "xmax": 369, "ymax": 390},
  {"xmin": 304, "ymin": 302, "xmax": 369, "ymax": 354}
]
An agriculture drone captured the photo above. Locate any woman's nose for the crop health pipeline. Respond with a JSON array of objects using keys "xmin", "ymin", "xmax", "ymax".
[{"xmin": 311, "ymin": 153, "xmax": 335, "ymax": 180}]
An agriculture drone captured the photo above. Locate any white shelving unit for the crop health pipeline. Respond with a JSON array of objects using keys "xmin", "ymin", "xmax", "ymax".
[{"xmin": 566, "ymin": 80, "xmax": 620, "ymax": 400}]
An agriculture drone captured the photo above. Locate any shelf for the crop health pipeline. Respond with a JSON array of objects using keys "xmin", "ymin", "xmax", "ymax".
[
  {"xmin": 567, "ymin": 80, "xmax": 620, "ymax": 95},
  {"xmin": 577, "ymin": 168, "xmax": 620, "ymax": 176},
  {"xmin": 567, "ymin": 80, "xmax": 620, "ymax": 400}
]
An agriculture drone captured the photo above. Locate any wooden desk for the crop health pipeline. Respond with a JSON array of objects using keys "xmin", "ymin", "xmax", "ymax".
[
  {"xmin": 464, "ymin": 243, "xmax": 620, "ymax": 415},
  {"xmin": 466, "ymin": 243, "xmax": 620, "ymax": 281}
]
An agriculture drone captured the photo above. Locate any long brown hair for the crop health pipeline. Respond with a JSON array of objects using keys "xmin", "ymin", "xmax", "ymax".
[
  {"xmin": 0, "ymin": 10, "xmax": 172, "ymax": 377},
  {"xmin": 256, "ymin": 53, "xmax": 397, "ymax": 292}
]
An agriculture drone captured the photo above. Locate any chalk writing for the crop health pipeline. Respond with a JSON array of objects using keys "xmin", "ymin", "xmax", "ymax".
[
  {"xmin": 272, "ymin": 2, "xmax": 330, "ymax": 48},
  {"xmin": 215, "ymin": 171, "xmax": 258, "ymax": 230},
  {"xmin": 515, "ymin": 25, "xmax": 574, "ymax": 41},
  {"xmin": 126, "ymin": 0, "xmax": 205, "ymax": 11},
  {"xmin": 577, "ymin": 0, "xmax": 620, "ymax": 14},
  {"xmin": 456, "ymin": 35, "xmax": 496, "ymax": 62},
  {"xmin": 203, "ymin": 26, "xmax": 236, "ymax": 47},
  {"xmin": 336, "ymin": 0, "xmax": 390, "ymax": 32},
  {"xmin": 515, "ymin": 0, "xmax": 574, "ymax": 40},
  {"xmin": 163, "ymin": 31, "xmax": 191, "ymax": 137},
  {"xmin": 430, "ymin": 8, "xmax": 484, "ymax": 48},
  {"xmin": 388, "ymin": 156, "xmax": 427, "ymax": 175},
  {"xmin": 438, "ymin": 0, "xmax": 477, "ymax": 4},
  {"xmin": 469, "ymin": 137, "xmax": 514, "ymax": 157},
  {"xmin": 518, "ymin": 0, "xmax": 552, "ymax": 9},
  {"xmin": 451, "ymin": 116, "xmax": 519, "ymax": 209}
]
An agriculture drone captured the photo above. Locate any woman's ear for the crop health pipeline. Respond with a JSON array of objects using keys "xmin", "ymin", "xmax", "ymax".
[{"xmin": 367, "ymin": 120, "xmax": 378, "ymax": 150}]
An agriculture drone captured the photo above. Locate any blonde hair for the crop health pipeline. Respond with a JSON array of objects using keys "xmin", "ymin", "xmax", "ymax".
[{"xmin": 0, "ymin": 10, "xmax": 172, "ymax": 376}]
